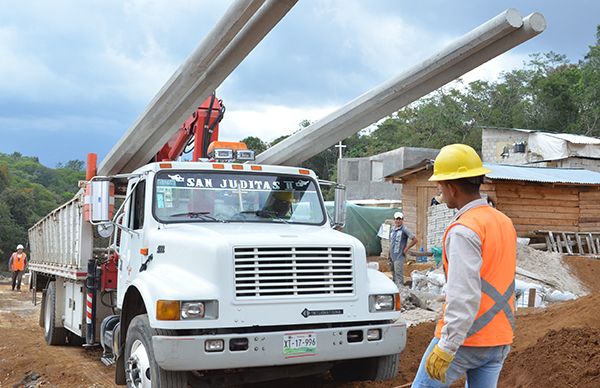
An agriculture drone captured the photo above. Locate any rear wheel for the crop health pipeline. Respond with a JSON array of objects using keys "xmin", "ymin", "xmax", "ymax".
[
  {"xmin": 44, "ymin": 281, "xmax": 67, "ymax": 345},
  {"xmin": 125, "ymin": 314, "xmax": 187, "ymax": 388},
  {"xmin": 331, "ymin": 353, "xmax": 400, "ymax": 381}
]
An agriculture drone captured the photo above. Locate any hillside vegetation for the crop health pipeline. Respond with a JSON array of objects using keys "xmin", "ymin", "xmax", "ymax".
[{"xmin": 0, "ymin": 153, "xmax": 84, "ymax": 264}]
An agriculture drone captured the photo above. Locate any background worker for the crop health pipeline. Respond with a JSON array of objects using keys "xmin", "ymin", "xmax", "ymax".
[
  {"xmin": 389, "ymin": 212, "xmax": 418, "ymax": 289},
  {"xmin": 412, "ymin": 144, "xmax": 516, "ymax": 387},
  {"xmin": 8, "ymin": 244, "xmax": 27, "ymax": 291}
]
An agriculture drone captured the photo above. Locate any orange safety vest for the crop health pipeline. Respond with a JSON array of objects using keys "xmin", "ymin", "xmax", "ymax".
[
  {"xmin": 11, "ymin": 252, "xmax": 26, "ymax": 272},
  {"xmin": 435, "ymin": 205, "xmax": 516, "ymax": 347}
]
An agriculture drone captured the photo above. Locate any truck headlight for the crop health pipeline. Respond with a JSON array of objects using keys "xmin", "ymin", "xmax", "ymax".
[
  {"xmin": 181, "ymin": 302, "xmax": 205, "ymax": 319},
  {"xmin": 156, "ymin": 300, "xmax": 219, "ymax": 321},
  {"xmin": 369, "ymin": 294, "xmax": 399, "ymax": 312}
]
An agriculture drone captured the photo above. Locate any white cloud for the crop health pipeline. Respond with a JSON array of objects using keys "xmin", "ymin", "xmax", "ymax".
[
  {"xmin": 100, "ymin": 36, "xmax": 177, "ymax": 102},
  {"xmin": 459, "ymin": 51, "xmax": 528, "ymax": 84},
  {"xmin": 314, "ymin": 0, "xmax": 447, "ymax": 79},
  {"xmin": 221, "ymin": 104, "xmax": 338, "ymax": 143}
]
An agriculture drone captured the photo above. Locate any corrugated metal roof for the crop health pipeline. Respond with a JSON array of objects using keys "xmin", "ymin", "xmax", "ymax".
[{"xmin": 485, "ymin": 163, "xmax": 600, "ymax": 185}]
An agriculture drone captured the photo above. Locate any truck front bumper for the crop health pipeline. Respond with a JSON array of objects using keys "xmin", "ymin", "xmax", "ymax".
[{"xmin": 152, "ymin": 321, "xmax": 407, "ymax": 371}]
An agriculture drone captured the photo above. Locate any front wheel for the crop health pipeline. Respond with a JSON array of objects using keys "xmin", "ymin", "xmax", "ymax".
[
  {"xmin": 124, "ymin": 314, "xmax": 187, "ymax": 388},
  {"xmin": 330, "ymin": 353, "xmax": 400, "ymax": 381}
]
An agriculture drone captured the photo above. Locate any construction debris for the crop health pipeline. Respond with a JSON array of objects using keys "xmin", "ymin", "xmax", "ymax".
[
  {"xmin": 516, "ymin": 244, "xmax": 587, "ymax": 296},
  {"xmin": 403, "ymin": 242, "xmax": 585, "ymax": 316}
]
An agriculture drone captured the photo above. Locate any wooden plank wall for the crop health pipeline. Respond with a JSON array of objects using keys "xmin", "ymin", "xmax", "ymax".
[
  {"xmin": 579, "ymin": 189, "xmax": 600, "ymax": 232},
  {"xmin": 401, "ymin": 170, "xmax": 437, "ymax": 247},
  {"xmin": 493, "ymin": 181, "xmax": 582, "ymax": 235},
  {"xmin": 490, "ymin": 184, "xmax": 600, "ymax": 235},
  {"xmin": 402, "ymin": 184, "xmax": 417, "ymax": 237},
  {"xmin": 402, "ymin": 176, "xmax": 600, "ymax": 240}
]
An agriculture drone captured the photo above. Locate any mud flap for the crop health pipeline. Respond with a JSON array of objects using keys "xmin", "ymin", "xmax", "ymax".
[{"xmin": 115, "ymin": 353, "xmax": 126, "ymax": 385}]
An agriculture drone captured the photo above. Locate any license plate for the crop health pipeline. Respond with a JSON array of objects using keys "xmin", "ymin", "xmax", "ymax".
[{"xmin": 283, "ymin": 332, "xmax": 317, "ymax": 358}]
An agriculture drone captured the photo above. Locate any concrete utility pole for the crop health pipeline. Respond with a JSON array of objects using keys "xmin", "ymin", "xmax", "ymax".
[
  {"xmin": 256, "ymin": 9, "xmax": 546, "ymax": 166},
  {"xmin": 98, "ymin": 0, "xmax": 298, "ymax": 175}
]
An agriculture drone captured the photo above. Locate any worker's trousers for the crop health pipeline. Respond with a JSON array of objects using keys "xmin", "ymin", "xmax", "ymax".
[
  {"xmin": 412, "ymin": 337, "xmax": 510, "ymax": 388},
  {"xmin": 11, "ymin": 270, "xmax": 23, "ymax": 291},
  {"xmin": 391, "ymin": 259, "xmax": 404, "ymax": 289}
]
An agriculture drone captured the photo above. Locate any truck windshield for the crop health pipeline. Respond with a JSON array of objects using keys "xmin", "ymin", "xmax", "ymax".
[{"xmin": 154, "ymin": 170, "xmax": 326, "ymax": 225}]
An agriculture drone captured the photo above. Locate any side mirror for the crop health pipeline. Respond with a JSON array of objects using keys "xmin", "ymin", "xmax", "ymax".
[
  {"xmin": 333, "ymin": 184, "xmax": 346, "ymax": 230},
  {"xmin": 85, "ymin": 178, "xmax": 114, "ymax": 224}
]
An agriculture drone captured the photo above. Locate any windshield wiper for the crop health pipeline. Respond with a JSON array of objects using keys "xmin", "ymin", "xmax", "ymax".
[
  {"xmin": 169, "ymin": 212, "xmax": 225, "ymax": 222},
  {"xmin": 255, "ymin": 210, "xmax": 290, "ymax": 224},
  {"xmin": 237, "ymin": 210, "xmax": 290, "ymax": 224}
]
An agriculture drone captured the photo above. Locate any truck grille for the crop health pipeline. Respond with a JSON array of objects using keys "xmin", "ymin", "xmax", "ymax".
[{"xmin": 234, "ymin": 247, "xmax": 354, "ymax": 298}]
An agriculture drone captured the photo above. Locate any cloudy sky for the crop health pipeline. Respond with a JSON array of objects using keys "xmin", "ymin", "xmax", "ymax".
[{"xmin": 1, "ymin": 0, "xmax": 598, "ymax": 167}]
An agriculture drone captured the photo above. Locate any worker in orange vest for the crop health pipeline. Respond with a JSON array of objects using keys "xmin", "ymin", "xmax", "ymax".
[
  {"xmin": 412, "ymin": 144, "xmax": 516, "ymax": 387},
  {"xmin": 9, "ymin": 244, "xmax": 27, "ymax": 291}
]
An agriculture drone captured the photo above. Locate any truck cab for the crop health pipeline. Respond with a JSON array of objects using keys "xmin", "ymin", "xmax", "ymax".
[
  {"xmin": 30, "ymin": 159, "xmax": 405, "ymax": 387},
  {"xmin": 105, "ymin": 160, "xmax": 406, "ymax": 386}
]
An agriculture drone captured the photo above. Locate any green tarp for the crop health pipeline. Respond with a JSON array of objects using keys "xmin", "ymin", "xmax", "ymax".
[{"xmin": 325, "ymin": 202, "xmax": 399, "ymax": 256}]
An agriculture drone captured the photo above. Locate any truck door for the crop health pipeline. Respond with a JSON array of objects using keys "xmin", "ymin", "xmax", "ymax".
[{"xmin": 117, "ymin": 178, "xmax": 146, "ymax": 305}]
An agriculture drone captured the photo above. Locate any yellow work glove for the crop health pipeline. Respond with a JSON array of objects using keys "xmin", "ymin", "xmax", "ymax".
[{"xmin": 425, "ymin": 344, "xmax": 455, "ymax": 383}]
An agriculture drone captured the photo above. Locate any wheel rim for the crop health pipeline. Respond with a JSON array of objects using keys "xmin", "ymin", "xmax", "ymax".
[
  {"xmin": 44, "ymin": 290, "xmax": 52, "ymax": 335},
  {"xmin": 126, "ymin": 339, "xmax": 152, "ymax": 388}
]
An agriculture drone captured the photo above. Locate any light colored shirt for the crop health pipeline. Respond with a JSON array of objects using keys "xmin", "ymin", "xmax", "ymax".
[{"xmin": 438, "ymin": 198, "xmax": 488, "ymax": 355}]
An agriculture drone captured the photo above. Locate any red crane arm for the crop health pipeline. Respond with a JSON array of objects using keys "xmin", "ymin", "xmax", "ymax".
[{"xmin": 154, "ymin": 94, "xmax": 225, "ymax": 162}]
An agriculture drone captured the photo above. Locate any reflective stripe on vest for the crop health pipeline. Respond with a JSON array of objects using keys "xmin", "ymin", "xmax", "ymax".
[
  {"xmin": 467, "ymin": 279, "xmax": 515, "ymax": 337},
  {"xmin": 435, "ymin": 204, "xmax": 516, "ymax": 347}
]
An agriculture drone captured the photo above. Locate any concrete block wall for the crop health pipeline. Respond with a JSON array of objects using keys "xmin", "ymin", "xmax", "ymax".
[
  {"xmin": 339, "ymin": 156, "xmax": 403, "ymax": 200},
  {"xmin": 338, "ymin": 147, "xmax": 439, "ymax": 200},
  {"xmin": 426, "ymin": 204, "xmax": 458, "ymax": 248},
  {"xmin": 481, "ymin": 128, "xmax": 529, "ymax": 164}
]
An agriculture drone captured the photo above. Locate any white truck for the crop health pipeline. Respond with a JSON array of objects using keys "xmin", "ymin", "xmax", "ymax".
[{"xmin": 29, "ymin": 156, "xmax": 406, "ymax": 387}]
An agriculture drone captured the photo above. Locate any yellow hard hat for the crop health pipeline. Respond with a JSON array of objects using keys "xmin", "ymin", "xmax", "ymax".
[
  {"xmin": 429, "ymin": 144, "xmax": 491, "ymax": 182},
  {"xmin": 273, "ymin": 191, "xmax": 293, "ymax": 201}
]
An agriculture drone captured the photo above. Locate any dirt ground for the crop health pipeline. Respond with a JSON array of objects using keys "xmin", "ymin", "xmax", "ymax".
[
  {"xmin": 1, "ymin": 256, "xmax": 599, "ymax": 387},
  {"xmin": 0, "ymin": 284, "xmax": 115, "ymax": 387},
  {"xmin": 497, "ymin": 257, "xmax": 600, "ymax": 388}
]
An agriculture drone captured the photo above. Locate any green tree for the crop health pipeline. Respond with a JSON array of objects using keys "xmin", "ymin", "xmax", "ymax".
[
  {"xmin": 0, "ymin": 152, "xmax": 85, "ymax": 269},
  {"xmin": 578, "ymin": 26, "xmax": 600, "ymax": 136},
  {"xmin": 0, "ymin": 201, "xmax": 20, "ymax": 259},
  {"xmin": 0, "ymin": 164, "xmax": 8, "ymax": 194},
  {"xmin": 240, "ymin": 136, "xmax": 267, "ymax": 154}
]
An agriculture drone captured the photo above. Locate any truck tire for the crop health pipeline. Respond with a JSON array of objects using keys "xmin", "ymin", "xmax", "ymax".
[
  {"xmin": 330, "ymin": 353, "xmax": 400, "ymax": 381},
  {"xmin": 44, "ymin": 281, "xmax": 67, "ymax": 345},
  {"xmin": 125, "ymin": 314, "xmax": 188, "ymax": 388}
]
